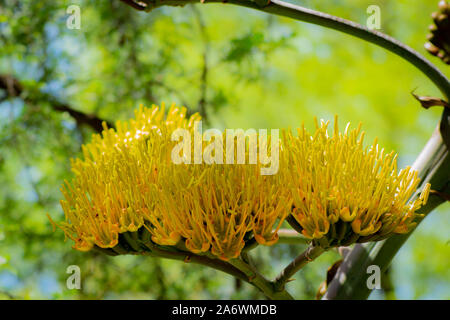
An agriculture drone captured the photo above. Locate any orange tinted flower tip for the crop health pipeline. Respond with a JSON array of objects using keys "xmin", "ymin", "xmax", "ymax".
[
  {"xmin": 46, "ymin": 213, "xmax": 57, "ymax": 232},
  {"xmin": 169, "ymin": 231, "xmax": 181, "ymax": 243},
  {"xmin": 393, "ymin": 224, "xmax": 409, "ymax": 234},
  {"xmin": 351, "ymin": 219, "xmax": 362, "ymax": 234},
  {"xmin": 201, "ymin": 242, "xmax": 210, "ymax": 252},
  {"xmin": 218, "ymin": 255, "xmax": 230, "ymax": 262},
  {"xmin": 301, "ymin": 230, "xmax": 313, "ymax": 239},
  {"xmin": 254, "ymin": 234, "xmax": 267, "ymax": 245}
]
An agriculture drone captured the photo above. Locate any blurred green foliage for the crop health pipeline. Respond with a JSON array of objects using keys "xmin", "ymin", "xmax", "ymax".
[{"xmin": 0, "ymin": 0, "xmax": 448, "ymax": 299}]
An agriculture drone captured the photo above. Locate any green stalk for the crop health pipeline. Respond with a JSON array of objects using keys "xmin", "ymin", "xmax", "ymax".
[
  {"xmin": 229, "ymin": 258, "xmax": 294, "ymax": 299},
  {"xmin": 141, "ymin": 238, "xmax": 250, "ymax": 282},
  {"xmin": 273, "ymin": 245, "xmax": 325, "ymax": 291}
]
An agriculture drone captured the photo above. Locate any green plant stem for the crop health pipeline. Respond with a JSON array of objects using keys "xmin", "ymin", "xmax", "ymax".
[
  {"xmin": 229, "ymin": 258, "xmax": 294, "ymax": 300},
  {"xmin": 273, "ymin": 245, "xmax": 325, "ymax": 291},
  {"xmin": 141, "ymin": 241, "xmax": 249, "ymax": 282},
  {"xmin": 135, "ymin": 0, "xmax": 450, "ymax": 99},
  {"xmin": 242, "ymin": 236, "xmax": 258, "ymax": 251},
  {"xmin": 143, "ymin": 239, "xmax": 293, "ymax": 299},
  {"xmin": 285, "ymin": 215, "xmax": 303, "ymax": 234}
]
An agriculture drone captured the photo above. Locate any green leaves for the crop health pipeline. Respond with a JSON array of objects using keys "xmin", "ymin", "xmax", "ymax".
[{"xmin": 225, "ymin": 32, "xmax": 266, "ymax": 63}]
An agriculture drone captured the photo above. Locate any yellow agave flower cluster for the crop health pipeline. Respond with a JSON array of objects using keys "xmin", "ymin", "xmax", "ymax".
[
  {"xmin": 52, "ymin": 104, "xmax": 430, "ymax": 260},
  {"xmin": 281, "ymin": 118, "xmax": 430, "ymax": 246},
  {"xmin": 54, "ymin": 104, "xmax": 290, "ymax": 260}
]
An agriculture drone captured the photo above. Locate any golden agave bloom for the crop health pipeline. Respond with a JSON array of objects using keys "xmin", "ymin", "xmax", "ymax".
[
  {"xmin": 156, "ymin": 162, "xmax": 291, "ymax": 260},
  {"xmin": 55, "ymin": 104, "xmax": 201, "ymax": 252},
  {"xmin": 281, "ymin": 117, "xmax": 430, "ymax": 247},
  {"xmin": 51, "ymin": 104, "xmax": 430, "ymax": 260},
  {"xmin": 52, "ymin": 103, "xmax": 291, "ymax": 260}
]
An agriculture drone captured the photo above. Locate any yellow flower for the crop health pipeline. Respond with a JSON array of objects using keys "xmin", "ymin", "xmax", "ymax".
[
  {"xmin": 55, "ymin": 104, "xmax": 200, "ymax": 251},
  {"xmin": 280, "ymin": 116, "xmax": 430, "ymax": 247},
  {"xmin": 52, "ymin": 103, "xmax": 290, "ymax": 260},
  {"xmin": 157, "ymin": 162, "xmax": 291, "ymax": 260}
]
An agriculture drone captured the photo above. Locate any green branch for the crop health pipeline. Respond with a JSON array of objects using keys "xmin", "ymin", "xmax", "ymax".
[
  {"xmin": 138, "ymin": 234, "xmax": 250, "ymax": 282},
  {"xmin": 229, "ymin": 258, "xmax": 295, "ymax": 299},
  {"xmin": 273, "ymin": 245, "xmax": 325, "ymax": 291},
  {"xmin": 140, "ymin": 235, "xmax": 293, "ymax": 299}
]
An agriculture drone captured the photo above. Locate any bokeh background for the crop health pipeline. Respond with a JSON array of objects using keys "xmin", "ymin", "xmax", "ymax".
[{"xmin": 0, "ymin": 0, "xmax": 448, "ymax": 299}]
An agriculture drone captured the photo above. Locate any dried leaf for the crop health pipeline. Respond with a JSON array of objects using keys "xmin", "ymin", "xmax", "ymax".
[{"xmin": 412, "ymin": 91, "xmax": 450, "ymax": 109}]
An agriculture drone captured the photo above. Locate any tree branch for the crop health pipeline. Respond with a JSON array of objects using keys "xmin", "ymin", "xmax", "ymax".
[
  {"xmin": 140, "ymin": 238, "xmax": 250, "ymax": 282},
  {"xmin": 119, "ymin": 0, "xmax": 147, "ymax": 11},
  {"xmin": 0, "ymin": 74, "xmax": 113, "ymax": 133}
]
